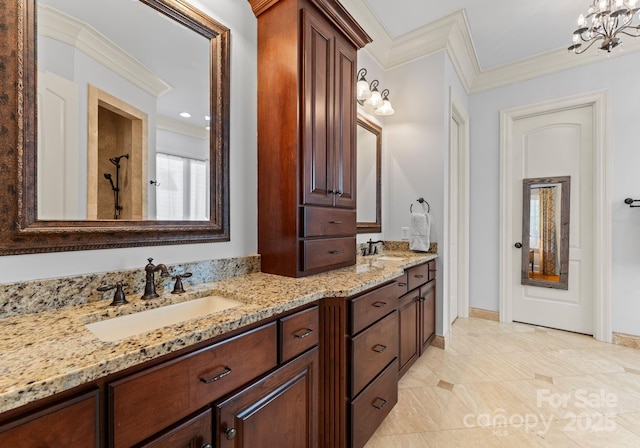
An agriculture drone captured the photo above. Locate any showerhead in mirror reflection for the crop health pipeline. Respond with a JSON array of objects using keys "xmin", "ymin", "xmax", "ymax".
[{"xmin": 521, "ymin": 176, "xmax": 571, "ymax": 290}]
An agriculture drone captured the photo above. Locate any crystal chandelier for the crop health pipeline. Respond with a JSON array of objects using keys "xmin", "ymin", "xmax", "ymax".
[{"xmin": 569, "ymin": 0, "xmax": 640, "ymax": 54}]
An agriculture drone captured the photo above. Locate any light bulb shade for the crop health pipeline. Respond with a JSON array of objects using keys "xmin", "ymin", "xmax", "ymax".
[
  {"xmin": 356, "ymin": 80, "xmax": 372, "ymax": 101},
  {"xmin": 364, "ymin": 90, "xmax": 383, "ymax": 109},
  {"xmin": 375, "ymin": 100, "xmax": 394, "ymax": 116}
]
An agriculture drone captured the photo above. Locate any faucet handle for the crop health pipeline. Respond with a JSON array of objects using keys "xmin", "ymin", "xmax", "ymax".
[
  {"xmin": 171, "ymin": 272, "xmax": 192, "ymax": 294},
  {"xmin": 97, "ymin": 281, "xmax": 129, "ymax": 306}
]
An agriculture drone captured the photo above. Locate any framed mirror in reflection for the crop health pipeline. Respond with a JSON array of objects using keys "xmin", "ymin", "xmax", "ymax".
[
  {"xmin": 356, "ymin": 115, "xmax": 381, "ymax": 234},
  {"xmin": 0, "ymin": 0, "xmax": 230, "ymax": 255},
  {"xmin": 521, "ymin": 176, "xmax": 571, "ymax": 290}
]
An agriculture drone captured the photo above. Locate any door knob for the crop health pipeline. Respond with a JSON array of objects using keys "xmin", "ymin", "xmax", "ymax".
[
  {"xmin": 225, "ymin": 428, "xmax": 237, "ymax": 440},
  {"xmin": 514, "ymin": 242, "xmax": 522, "ymax": 248}
]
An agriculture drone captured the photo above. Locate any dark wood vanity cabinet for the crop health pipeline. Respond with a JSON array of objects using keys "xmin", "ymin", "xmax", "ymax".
[
  {"xmin": 0, "ymin": 390, "xmax": 99, "ymax": 447},
  {"xmin": 320, "ymin": 281, "xmax": 399, "ymax": 448},
  {"xmin": 108, "ymin": 305, "xmax": 320, "ymax": 448},
  {"xmin": 249, "ymin": 0, "xmax": 370, "ymax": 277},
  {"xmin": 398, "ymin": 260, "xmax": 437, "ymax": 377}
]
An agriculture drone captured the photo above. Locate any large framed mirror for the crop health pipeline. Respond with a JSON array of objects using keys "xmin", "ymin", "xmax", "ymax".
[
  {"xmin": 0, "ymin": 0, "xmax": 230, "ymax": 255},
  {"xmin": 521, "ymin": 176, "xmax": 571, "ymax": 289},
  {"xmin": 356, "ymin": 115, "xmax": 381, "ymax": 234}
]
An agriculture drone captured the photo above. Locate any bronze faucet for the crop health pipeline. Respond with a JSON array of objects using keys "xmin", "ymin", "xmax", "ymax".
[
  {"xmin": 141, "ymin": 258, "xmax": 170, "ymax": 300},
  {"xmin": 363, "ymin": 239, "xmax": 384, "ymax": 256}
]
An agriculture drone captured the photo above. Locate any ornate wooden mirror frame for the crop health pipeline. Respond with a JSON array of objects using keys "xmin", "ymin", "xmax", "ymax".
[
  {"xmin": 356, "ymin": 115, "xmax": 382, "ymax": 234},
  {"xmin": 0, "ymin": 0, "xmax": 230, "ymax": 255}
]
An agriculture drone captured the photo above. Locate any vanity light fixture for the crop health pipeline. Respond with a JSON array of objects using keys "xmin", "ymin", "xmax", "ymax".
[
  {"xmin": 363, "ymin": 80, "xmax": 384, "ymax": 109},
  {"xmin": 356, "ymin": 68, "xmax": 395, "ymax": 115},
  {"xmin": 569, "ymin": 0, "xmax": 640, "ymax": 54},
  {"xmin": 356, "ymin": 68, "xmax": 372, "ymax": 101},
  {"xmin": 374, "ymin": 89, "xmax": 394, "ymax": 116}
]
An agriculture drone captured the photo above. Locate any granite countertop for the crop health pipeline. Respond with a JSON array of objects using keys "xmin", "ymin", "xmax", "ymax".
[{"xmin": 0, "ymin": 250, "xmax": 437, "ymax": 414}]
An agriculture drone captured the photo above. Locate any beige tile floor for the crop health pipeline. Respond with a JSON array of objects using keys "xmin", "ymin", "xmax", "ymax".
[{"xmin": 364, "ymin": 317, "xmax": 640, "ymax": 448}]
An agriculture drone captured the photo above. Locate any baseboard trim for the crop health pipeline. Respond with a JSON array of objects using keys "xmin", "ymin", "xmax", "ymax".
[
  {"xmin": 432, "ymin": 335, "xmax": 445, "ymax": 349},
  {"xmin": 469, "ymin": 307, "xmax": 500, "ymax": 322},
  {"xmin": 612, "ymin": 332, "xmax": 640, "ymax": 349}
]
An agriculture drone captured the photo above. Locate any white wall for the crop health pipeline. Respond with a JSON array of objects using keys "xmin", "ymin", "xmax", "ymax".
[
  {"xmin": 469, "ymin": 52, "xmax": 640, "ymax": 336},
  {"xmin": 383, "ymin": 52, "xmax": 447, "ymax": 334},
  {"xmin": 1, "ymin": 0, "xmax": 258, "ymax": 282}
]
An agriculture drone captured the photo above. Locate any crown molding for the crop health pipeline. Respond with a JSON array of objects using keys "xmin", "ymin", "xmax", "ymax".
[
  {"xmin": 470, "ymin": 40, "xmax": 640, "ymax": 93},
  {"xmin": 342, "ymin": 0, "xmax": 640, "ymax": 94},
  {"xmin": 157, "ymin": 115, "xmax": 209, "ymax": 140},
  {"xmin": 37, "ymin": 5, "xmax": 172, "ymax": 98}
]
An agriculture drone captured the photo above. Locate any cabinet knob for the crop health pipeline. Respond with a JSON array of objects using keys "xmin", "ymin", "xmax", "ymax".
[
  {"xmin": 225, "ymin": 428, "xmax": 237, "ymax": 440},
  {"xmin": 201, "ymin": 444, "xmax": 213, "ymax": 448}
]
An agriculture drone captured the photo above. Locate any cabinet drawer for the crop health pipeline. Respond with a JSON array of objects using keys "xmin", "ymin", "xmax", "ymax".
[
  {"xmin": 427, "ymin": 259, "xmax": 437, "ymax": 282},
  {"xmin": 0, "ymin": 390, "xmax": 98, "ymax": 447},
  {"xmin": 351, "ymin": 360, "xmax": 398, "ymax": 448},
  {"xmin": 394, "ymin": 272, "xmax": 408, "ymax": 298},
  {"xmin": 351, "ymin": 311, "xmax": 398, "ymax": 398},
  {"xmin": 407, "ymin": 262, "xmax": 429, "ymax": 291},
  {"xmin": 302, "ymin": 207, "xmax": 356, "ymax": 237},
  {"xmin": 110, "ymin": 323, "xmax": 277, "ymax": 448},
  {"xmin": 280, "ymin": 305, "xmax": 319, "ymax": 363},
  {"xmin": 351, "ymin": 282, "xmax": 397, "ymax": 335},
  {"xmin": 302, "ymin": 237, "xmax": 355, "ymax": 272}
]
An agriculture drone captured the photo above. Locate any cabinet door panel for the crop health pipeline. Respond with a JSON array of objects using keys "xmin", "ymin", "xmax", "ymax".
[
  {"xmin": 398, "ymin": 290, "xmax": 419, "ymax": 377},
  {"xmin": 216, "ymin": 348, "xmax": 318, "ymax": 448},
  {"xmin": 302, "ymin": 10, "xmax": 334, "ymax": 207},
  {"xmin": 0, "ymin": 390, "xmax": 98, "ymax": 448},
  {"xmin": 420, "ymin": 281, "xmax": 436, "ymax": 354},
  {"xmin": 333, "ymin": 33, "xmax": 356, "ymax": 209},
  {"xmin": 140, "ymin": 408, "xmax": 212, "ymax": 448}
]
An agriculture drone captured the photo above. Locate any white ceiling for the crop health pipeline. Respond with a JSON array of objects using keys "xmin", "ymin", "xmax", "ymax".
[{"xmin": 362, "ymin": 0, "xmax": 582, "ymax": 70}]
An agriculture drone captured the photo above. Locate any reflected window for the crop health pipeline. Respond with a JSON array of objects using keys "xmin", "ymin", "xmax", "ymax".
[{"xmin": 156, "ymin": 153, "xmax": 209, "ymax": 220}]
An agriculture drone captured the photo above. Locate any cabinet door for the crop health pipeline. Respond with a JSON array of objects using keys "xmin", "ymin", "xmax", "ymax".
[
  {"xmin": 419, "ymin": 281, "xmax": 436, "ymax": 354},
  {"xmin": 215, "ymin": 348, "xmax": 319, "ymax": 448},
  {"xmin": 0, "ymin": 390, "xmax": 98, "ymax": 447},
  {"xmin": 302, "ymin": 9, "xmax": 334, "ymax": 207},
  {"xmin": 140, "ymin": 408, "xmax": 212, "ymax": 448},
  {"xmin": 398, "ymin": 289, "xmax": 419, "ymax": 378},
  {"xmin": 332, "ymin": 32, "xmax": 356, "ymax": 209}
]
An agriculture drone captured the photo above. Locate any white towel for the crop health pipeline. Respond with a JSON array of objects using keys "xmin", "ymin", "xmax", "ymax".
[{"xmin": 409, "ymin": 212, "xmax": 430, "ymax": 252}]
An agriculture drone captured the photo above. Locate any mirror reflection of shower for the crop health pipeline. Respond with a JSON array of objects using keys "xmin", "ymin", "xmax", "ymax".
[{"xmin": 103, "ymin": 154, "xmax": 129, "ymax": 219}]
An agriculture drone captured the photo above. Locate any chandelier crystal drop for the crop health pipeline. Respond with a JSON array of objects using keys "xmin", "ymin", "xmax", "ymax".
[{"xmin": 569, "ymin": 0, "xmax": 640, "ymax": 54}]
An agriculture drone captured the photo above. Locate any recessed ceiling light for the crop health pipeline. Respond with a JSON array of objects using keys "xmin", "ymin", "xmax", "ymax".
[{"xmin": 180, "ymin": 112, "xmax": 191, "ymax": 118}]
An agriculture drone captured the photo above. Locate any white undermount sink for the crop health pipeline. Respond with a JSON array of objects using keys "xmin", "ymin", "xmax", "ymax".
[
  {"xmin": 376, "ymin": 256, "xmax": 406, "ymax": 261},
  {"xmin": 85, "ymin": 295, "xmax": 242, "ymax": 342}
]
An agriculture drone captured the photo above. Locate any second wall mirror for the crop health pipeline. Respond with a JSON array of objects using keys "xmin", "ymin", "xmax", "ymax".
[
  {"xmin": 520, "ymin": 176, "xmax": 571, "ymax": 290},
  {"xmin": 356, "ymin": 115, "xmax": 381, "ymax": 234}
]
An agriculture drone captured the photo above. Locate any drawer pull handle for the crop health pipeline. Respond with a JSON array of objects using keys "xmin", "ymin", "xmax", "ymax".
[
  {"xmin": 372, "ymin": 344, "xmax": 387, "ymax": 353},
  {"xmin": 372, "ymin": 398, "xmax": 387, "ymax": 410},
  {"xmin": 200, "ymin": 366, "xmax": 232, "ymax": 384},
  {"xmin": 329, "ymin": 250, "xmax": 342, "ymax": 254},
  {"xmin": 202, "ymin": 444, "xmax": 213, "ymax": 448},
  {"xmin": 372, "ymin": 301, "xmax": 387, "ymax": 308},
  {"xmin": 329, "ymin": 220, "xmax": 342, "ymax": 224},
  {"xmin": 398, "ymin": 282, "xmax": 407, "ymax": 287},
  {"xmin": 429, "ymin": 269, "xmax": 436, "ymax": 273},
  {"xmin": 414, "ymin": 274, "xmax": 425, "ymax": 278},
  {"xmin": 293, "ymin": 328, "xmax": 314, "ymax": 339}
]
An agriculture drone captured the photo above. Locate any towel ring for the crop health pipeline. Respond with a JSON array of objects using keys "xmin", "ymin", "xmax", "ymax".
[{"xmin": 410, "ymin": 198, "xmax": 430, "ymax": 213}]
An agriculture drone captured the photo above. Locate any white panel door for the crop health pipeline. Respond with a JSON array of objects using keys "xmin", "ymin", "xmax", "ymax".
[
  {"xmin": 449, "ymin": 116, "xmax": 459, "ymax": 325},
  {"xmin": 38, "ymin": 71, "xmax": 80, "ymax": 220},
  {"xmin": 511, "ymin": 105, "xmax": 594, "ymax": 334}
]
